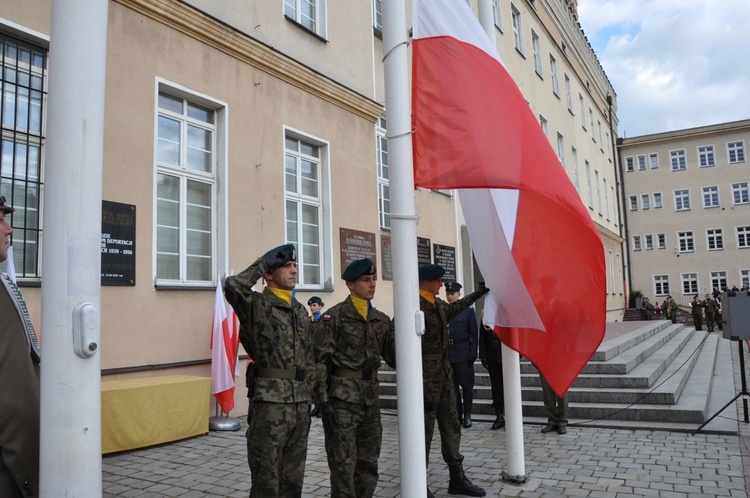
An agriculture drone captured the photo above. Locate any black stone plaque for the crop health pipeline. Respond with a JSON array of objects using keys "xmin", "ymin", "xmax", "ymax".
[
  {"xmin": 101, "ymin": 201, "xmax": 136, "ymax": 286},
  {"xmin": 433, "ymin": 244, "xmax": 456, "ymax": 282},
  {"xmin": 339, "ymin": 228, "xmax": 377, "ymax": 274},
  {"xmin": 417, "ymin": 237, "xmax": 431, "ymax": 265}
]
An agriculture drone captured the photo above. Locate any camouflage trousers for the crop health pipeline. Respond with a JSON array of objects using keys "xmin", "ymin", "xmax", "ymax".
[
  {"xmin": 424, "ymin": 375, "xmax": 463, "ymax": 466},
  {"xmin": 323, "ymin": 398, "xmax": 382, "ymax": 498},
  {"xmin": 246, "ymin": 401, "xmax": 310, "ymax": 498}
]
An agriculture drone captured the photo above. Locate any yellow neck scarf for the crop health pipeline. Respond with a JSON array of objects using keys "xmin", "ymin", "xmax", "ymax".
[
  {"xmin": 351, "ymin": 295, "xmax": 369, "ymax": 320},
  {"xmin": 269, "ymin": 287, "xmax": 292, "ymax": 306},
  {"xmin": 419, "ymin": 289, "xmax": 435, "ymax": 304}
]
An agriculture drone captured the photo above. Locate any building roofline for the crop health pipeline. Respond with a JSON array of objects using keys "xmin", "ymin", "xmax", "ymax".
[{"xmin": 619, "ymin": 118, "xmax": 750, "ymax": 147}]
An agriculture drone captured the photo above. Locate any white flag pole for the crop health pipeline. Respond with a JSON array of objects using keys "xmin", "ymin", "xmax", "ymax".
[
  {"xmin": 476, "ymin": 0, "xmax": 528, "ymax": 483},
  {"xmin": 40, "ymin": 0, "xmax": 108, "ymax": 495},
  {"xmin": 382, "ymin": 1, "xmax": 428, "ymax": 496}
]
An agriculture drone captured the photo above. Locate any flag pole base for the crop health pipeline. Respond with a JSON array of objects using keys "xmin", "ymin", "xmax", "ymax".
[
  {"xmin": 500, "ymin": 470, "xmax": 529, "ymax": 485},
  {"xmin": 209, "ymin": 415, "xmax": 241, "ymax": 432}
]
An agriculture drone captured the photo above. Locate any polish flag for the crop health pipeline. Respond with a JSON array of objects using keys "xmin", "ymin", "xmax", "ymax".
[
  {"xmin": 210, "ymin": 276, "xmax": 239, "ymax": 414},
  {"xmin": 412, "ymin": 0, "xmax": 606, "ymax": 396}
]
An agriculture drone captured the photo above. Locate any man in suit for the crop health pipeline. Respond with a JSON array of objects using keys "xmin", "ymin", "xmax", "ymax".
[{"xmin": 0, "ymin": 195, "xmax": 40, "ymax": 497}]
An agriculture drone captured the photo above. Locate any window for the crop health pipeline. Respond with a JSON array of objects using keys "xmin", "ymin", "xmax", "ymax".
[
  {"xmin": 711, "ymin": 271, "xmax": 727, "ymax": 292},
  {"xmin": 698, "ymin": 145, "xmax": 715, "ymax": 167},
  {"xmin": 657, "ymin": 233, "xmax": 666, "ymax": 249},
  {"xmin": 595, "ymin": 170, "xmax": 601, "ymax": 214},
  {"xmin": 732, "ymin": 182, "xmax": 749, "ymax": 205},
  {"xmin": 702, "ymin": 186, "xmax": 719, "ymax": 208},
  {"xmin": 372, "ymin": 0, "xmax": 382, "ymax": 31},
  {"xmin": 589, "ymin": 108, "xmax": 595, "ymax": 140},
  {"xmin": 674, "ymin": 189, "xmax": 691, "ymax": 211},
  {"xmin": 637, "ymin": 155, "xmax": 646, "ymax": 171},
  {"xmin": 625, "ymin": 156, "xmax": 634, "ymax": 172},
  {"xmin": 653, "ymin": 192, "xmax": 663, "ymax": 209},
  {"xmin": 740, "ymin": 269, "xmax": 750, "ymax": 290},
  {"xmin": 284, "ymin": 0, "xmax": 327, "ymax": 37},
  {"xmin": 641, "ymin": 193, "xmax": 650, "ymax": 210},
  {"xmin": 654, "ymin": 275, "xmax": 670, "ymax": 297},
  {"xmin": 728, "ymin": 141, "xmax": 745, "ymax": 163},
  {"xmin": 678, "ymin": 231, "xmax": 694, "ymax": 252},
  {"xmin": 585, "ymin": 161, "xmax": 592, "ymax": 208},
  {"xmin": 681, "ymin": 273, "xmax": 698, "ymax": 295},
  {"xmin": 492, "ymin": 0, "xmax": 502, "ymax": 29},
  {"xmin": 629, "ymin": 195, "xmax": 638, "ymax": 211},
  {"xmin": 539, "ymin": 115, "xmax": 548, "ymax": 138},
  {"xmin": 531, "ymin": 31, "xmax": 542, "ymax": 76},
  {"xmin": 564, "ymin": 74, "xmax": 572, "ymax": 111},
  {"xmin": 706, "ymin": 228, "xmax": 723, "ymax": 251},
  {"xmin": 632, "ymin": 235, "xmax": 641, "ymax": 251},
  {"xmin": 511, "ymin": 5, "xmax": 524, "ymax": 54},
  {"xmin": 738, "ymin": 226, "xmax": 750, "ymax": 249},
  {"xmin": 284, "ymin": 131, "xmax": 329, "ymax": 287},
  {"xmin": 155, "ymin": 89, "xmax": 221, "ymax": 284},
  {"xmin": 670, "ymin": 149, "xmax": 686, "ymax": 171},
  {"xmin": 556, "ymin": 133, "xmax": 565, "ymax": 167},
  {"xmin": 571, "ymin": 147, "xmax": 579, "ymax": 192},
  {"xmin": 606, "ymin": 132, "xmax": 612, "ymax": 160},
  {"xmin": 649, "ymin": 153, "xmax": 659, "ymax": 169},
  {"xmin": 645, "ymin": 234, "xmax": 654, "ymax": 250},
  {"xmin": 550, "ymin": 55, "xmax": 559, "ymax": 96},
  {"xmin": 598, "ymin": 121, "xmax": 603, "ymax": 150},
  {"xmin": 0, "ymin": 34, "xmax": 46, "ymax": 279},
  {"xmin": 611, "ymin": 186, "xmax": 617, "ymax": 224},
  {"xmin": 376, "ymin": 115, "xmax": 390, "ymax": 229},
  {"xmin": 603, "ymin": 178, "xmax": 610, "ymax": 219},
  {"xmin": 579, "ymin": 94, "xmax": 585, "ymax": 129}
]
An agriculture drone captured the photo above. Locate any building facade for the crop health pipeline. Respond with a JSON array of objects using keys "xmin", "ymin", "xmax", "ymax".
[
  {"xmin": 1, "ymin": 0, "xmax": 622, "ymax": 416},
  {"xmin": 619, "ymin": 119, "xmax": 750, "ymax": 305}
]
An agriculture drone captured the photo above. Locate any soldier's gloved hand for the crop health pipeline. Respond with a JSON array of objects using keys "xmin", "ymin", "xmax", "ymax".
[
  {"xmin": 481, "ymin": 359, "xmax": 489, "ymax": 369},
  {"xmin": 320, "ymin": 403, "xmax": 339, "ymax": 433},
  {"xmin": 476, "ymin": 281, "xmax": 490, "ymax": 295}
]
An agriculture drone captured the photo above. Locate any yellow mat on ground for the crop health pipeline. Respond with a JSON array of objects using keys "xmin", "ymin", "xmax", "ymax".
[{"xmin": 102, "ymin": 375, "xmax": 210, "ymax": 454}]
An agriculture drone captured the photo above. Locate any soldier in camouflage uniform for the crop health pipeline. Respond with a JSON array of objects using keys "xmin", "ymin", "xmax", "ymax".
[
  {"xmin": 224, "ymin": 244, "xmax": 316, "ymax": 498},
  {"xmin": 703, "ymin": 294, "xmax": 718, "ymax": 332},
  {"xmin": 312, "ymin": 258, "xmax": 396, "ymax": 498},
  {"xmin": 690, "ymin": 295, "xmax": 703, "ymax": 330},
  {"xmin": 418, "ymin": 264, "xmax": 488, "ymax": 498}
]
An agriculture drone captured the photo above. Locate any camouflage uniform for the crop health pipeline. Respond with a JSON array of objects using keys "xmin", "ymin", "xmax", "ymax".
[
  {"xmin": 313, "ymin": 296, "xmax": 396, "ymax": 498},
  {"xmin": 690, "ymin": 298, "xmax": 703, "ymax": 330},
  {"xmin": 703, "ymin": 296, "xmax": 718, "ymax": 332},
  {"xmin": 420, "ymin": 289, "xmax": 486, "ymax": 465},
  {"xmin": 224, "ymin": 259, "xmax": 315, "ymax": 498}
]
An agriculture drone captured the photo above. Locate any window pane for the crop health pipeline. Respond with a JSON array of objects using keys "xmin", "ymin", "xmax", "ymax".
[
  {"xmin": 157, "ymin": 116, "xmax": 181, "ymax": 165},
  {"xmin": 157, "ymin": 225, "xmax": 179, "ymax": 253},
  {"xmin": 186, "ymin": 255, "xmax": 211, "ymax": 281},
  {"xmin": 187, "ymin": 102, "xmax": 214, "ymax": 124},
  {"xmin": 186, "ymin": 124, "xmax": 212, "ymax": 172},
  {"xmin": 286, "ymin": 200, "xmax": 298, "ymax": 244},
  {"xmin": 300, "ymin": 159, "xmax": 318, "ymax": 197},
  {"xmin": 285, "ymin": 154, "xmax": 298, "ymax": 194},
  {"xmin": 157, "ymin": 253, "xmax": 179, "ymax": 280},
  {"xmin": 157, "ymin": 173, "xmax": 180, "ymax": 201},
  {"xmin": 158, "ymin": 92, "xmax": 183, "ymax": 113},
  {"xmin": 187, "ymin": 229, "xmax": 211, "ymax": 256},
  {"xmin": 301, "ymin": 140, "xmax": 319, "ymax": 158}
]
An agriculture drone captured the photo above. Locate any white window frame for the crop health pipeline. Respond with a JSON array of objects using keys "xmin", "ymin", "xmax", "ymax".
[
  {"xmin": 702, "ymin": 185, "xmax": 719, "ymax": 208},
  {"xmin": 284, "ymin": 0, "xmax": 328, "ymax": 38},
  {"xmin": 654, "ymin": 275, "xmax": 670, "ymax": 297},
  {"xmin": 738, "ymin": 225, "xmax": 750, "ymax": 249},
  {"xmin": 657, "ymin": 233, "xmax": 666, "ymax": 249},
  {"xmin": 372, "ymin": 0, "xmax": 382, "ymax": 31},
  {"xmin": 283, "ymin": 127, "xmax": 332, "ymax": 290},
  {"xmin": 698, "ymin": 145, "xmax": 715, "ymax": 167},
  {"xmin": 732, "ymin": 182, "xmax": 750, "ymax": 205},
  {"xmin": 728, "ymin": 141, "xmax": 746, "ymax": 164},
  {"xmin": 539, "ymin": 114, "xmax": 549, "ymax": 138},
  {"xmin": 603, "ymin": 178, "xmax": 610, "ymax": 220},
  {"xmin": 589, "ymin": 108, "xmax": 595, "ymax": 140},
  {"xmin": 678, "ymin": 231, "xmax": 694, "ymax": 253},
  {"xmin": 740, "ymin": 269, "xmax": 750, "ymax": 290},
  {"xmin": 674, "ymin": 189, "xmax": 691, "ymax": 211},
  {"xmin": 711, "ymin": 271, "xmax": 728, "ymax": 292},
  {"xmin": 681, "ymin": 273, "xmax": 698, "ymax": 295},
  {"xmin": 531, "ymin": 30, "xmax": 542, "ymax": 76},
  {"xmin": 645, "ymin": 234, "xmax": 654, "ymax": 250},
  {"xmin": 632, "ymin": 235, "xmax": 642, "ymax": 251},
  {"xmin": 641, "ymin": 193, "xmax": 650, "ymax": 210},
  {"xmin": 629, "ymin": 195, "xmax": 638, "ymax": 211},
  {"xmin": 572, "ymin": 147, "xmax": 579, "ymax": 192},
  {"xmin": 511, "ymin": 4, "xmax": 524, "ymax": 54},
  {"xmin": 649, "ymin": 153, "xmax": 659, "ymax": 169},
  {"xmin": 550, "ymin": 54, "xmax": 559, "ymax": 96},
  {"xmin": 637, "ymin": 155, "xmax": 646, "ymax": 171},
  {"xmin": 579, "ymin": 94, "xmax": 586, "ymax": 129},
  {"xmin": 556, "ymin": 132, "xmax": 565, "ymax": 168},
  {"xmin": 653, "ymin": 192, "xmax": 663, "ymax": 209},
  {"xmin": 706, "ymin": 228, "xmax": 724, "ymax": 251},
  {"xmin": 154, "ymin": 81, "xmax": 226, "ymax": 287},
  {"xmin": 670, "ymin": 149, "xmax": 687, "ymax": 171},
  {"xmin": 585, "ymin": 161, "xmax": 592, "ymax": 208},
  {"xmin": 376, "ymin": 115, "xmax": 390, "ymax": 230},
  {"xmin": 625, "ymin": 156, "xmax": 634, "ymax": 172},
  {"xmin": 564, "ymin": 74, "xmax": 573, "ymax": 112},
  {"xmin": 492, "ymin": 0, "xmax": 503, "ymax": 30}
]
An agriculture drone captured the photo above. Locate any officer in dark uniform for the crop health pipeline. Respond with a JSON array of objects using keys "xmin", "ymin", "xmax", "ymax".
[
  {"xmin": 313, "ymin": 258, "xmax": 396, "ymax": 498},
  {"xmin": 478, "ymin": 323, "xmax": 505, "ymax": 430},
  {"xmin": 0, "ymin": 196, "xmax": 40, "ymax": 498},
  {"xmin": 445, "ymin": 281, "xmax": 478, "ymax": 428},
  {"xmin": 224, "ymin": 243, "xmax": 316, "ymax": 498},
  {"xmin": 418, "ymin": 264, "xmax": 488, "ymax": 498}
]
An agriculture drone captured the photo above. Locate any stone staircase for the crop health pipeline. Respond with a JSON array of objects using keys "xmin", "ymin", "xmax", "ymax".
[{"xmin": 378, "ymin": 320, "xmax": 739, "ymax": 434}]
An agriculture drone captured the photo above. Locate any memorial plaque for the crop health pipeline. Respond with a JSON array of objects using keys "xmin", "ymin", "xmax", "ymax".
[
  {"xmin": 417, "ymin": 237, "xmax": 431, "ymax": 265},
  {"xmin": 339, "ymin": 228, "xmax": 377, "ymax": 272},
  {"xmin": 433, "ymin": 244, "xmax": 456, "ymax": 282},
  {"xmin": 380, "ymin": 235, "xmax": 393, "ymax": 281},
  {"xmin": 101, "ymin": 201, "xmax": 136, "ymax": 286}
]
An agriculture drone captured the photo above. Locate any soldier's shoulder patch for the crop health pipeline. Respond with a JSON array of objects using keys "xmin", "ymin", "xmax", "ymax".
[{"xmin": 322, "ymin": 314, "xmax": 332, "ymax": 322}]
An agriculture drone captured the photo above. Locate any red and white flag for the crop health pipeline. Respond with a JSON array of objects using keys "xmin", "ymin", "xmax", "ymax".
[
  {"xmin": 210, "ymin": 275, "xmax": 239, "ymax": 414},
  {"xmin": 412, "ymin": 0, "xmax": 606, "ymax": 396}
]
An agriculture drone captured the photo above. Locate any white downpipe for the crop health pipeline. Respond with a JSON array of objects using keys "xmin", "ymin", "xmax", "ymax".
[
  {"xmin": 40, "ymin": 0, "xmax": 108, "ymax": 496},
  {"xmin": 382, "ymin": 1, "xmax": 428, "ymax": 496}
]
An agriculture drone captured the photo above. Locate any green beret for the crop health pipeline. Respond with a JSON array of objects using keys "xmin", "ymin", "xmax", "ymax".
[
  {"xmin": 261, "ymin": 243, "xmax": 296, "ymax": 273},
  {"xmin": 418, "ymin": 264, "xmax": 445, "ymax": 281},
  {"xmin": 0, "ymin": 195, "xmax": 14, "ymax": 214},
  {"xmin": 444, "ymin": 281, "xmax": 462, "ymax": 293},
  {"xmin": 342, "ymin": 258, "xmax": 377, "ymax": 281},
  {"xmin": 308, "ymin": 296, "xmax": 324, "ymax": 306}
]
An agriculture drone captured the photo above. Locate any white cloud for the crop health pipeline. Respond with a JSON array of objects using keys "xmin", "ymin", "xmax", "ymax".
[{"xmin": 578, "ymin": 0, "xmax": 750, "ymax": 137}]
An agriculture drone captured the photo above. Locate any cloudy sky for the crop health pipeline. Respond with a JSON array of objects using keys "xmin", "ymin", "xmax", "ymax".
[{"xmin": 576, "ymin": 0, "xmax": 750, "ymax": 138}]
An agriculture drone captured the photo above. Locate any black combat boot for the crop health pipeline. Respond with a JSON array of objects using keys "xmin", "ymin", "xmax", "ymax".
[
  {"xmin": 448, "ymin": 464, "xmax": 486, "ymax": 496},
  {"xmin": 462, "ymin": 392, "xmax": 473, "ymax": 428},
  {"xmin": 491, "ymin": 407, "xmax": 505, "ymax": 430}
]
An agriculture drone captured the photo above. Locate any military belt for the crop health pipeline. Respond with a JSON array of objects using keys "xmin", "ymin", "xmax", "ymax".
[
  {"xmin": 256, "ymin": 367, "xmax": 305, "ymax": 381},
  {"xmin": 448, "ymin": 338, "xmax": 469, "ymax": 345},
  {"xmin": 332, "ymin": 367, "xmax": 377, "ymax": 381},
  {"xmin": 422, "ymin": 353, "xmax": 443, "ymax": 361}
]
